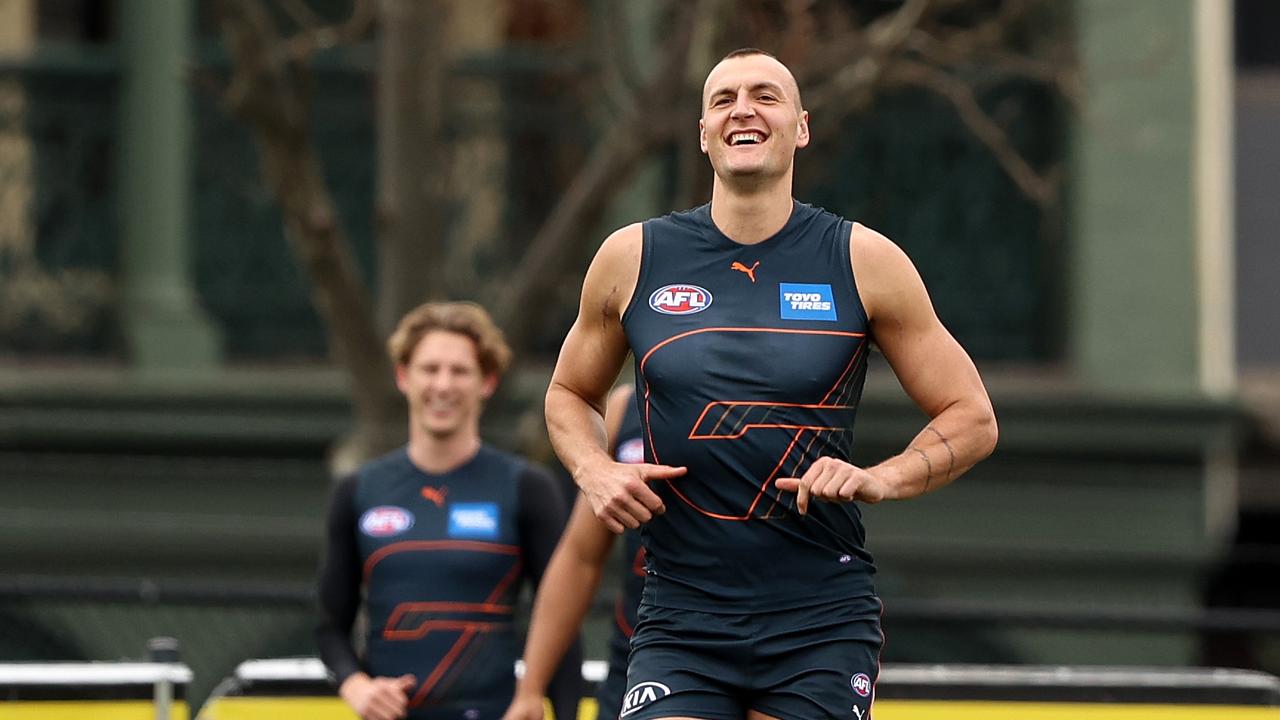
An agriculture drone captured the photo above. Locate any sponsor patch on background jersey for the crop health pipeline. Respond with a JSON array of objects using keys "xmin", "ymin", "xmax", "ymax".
[
  {"xmin": 779, "ymin": 282, "xmax": 838, "ymax": 321},
  {"xmin": 620, "ymin": 681, "xmax": 671, "ymax": 717},
  {"xmin": 616, "ymin": 437, "xmax": 645, "ymax": 464},
  {"xmin": 649, "ymin": 284, "xmax": 712, "ymax": 315},
  {"xmin": 448, "ymin": 503, "xmax": 500, "ymax": 539},
  {"xmin": 359, "ymin": 506, "xmax": 414, "ymax": 537}
]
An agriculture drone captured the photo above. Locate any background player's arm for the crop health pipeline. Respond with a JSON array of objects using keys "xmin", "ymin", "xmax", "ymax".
[
  {"xmin": 545, "ymin": 224, "xmax": 685, "ymax": 532},
  {"xmin": 515, "ymin": 465, "xmax": 583, "ymax": 720},
  {"xmin": 314, "ymin": 477, "xmax": 415, "ymax": 720},
  {"xmin": 504, "ymin": 386, "xmax": 632, "ymax": 720},
  {"xmin": 856, "ymin": 224, "xmax": 998, "ymax": 499},
  {"xmin": 504, "ymin": 499, "xmax": 618, "ymax": 720}
]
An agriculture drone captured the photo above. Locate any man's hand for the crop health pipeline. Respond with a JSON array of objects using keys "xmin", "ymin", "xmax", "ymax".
[
  {"xmin": 501, "ymin": 692, "xmax": 546, "ymax": 720},
  {"xmin": 338, "ymin": 672, "xmax": 416, "ymax": 720},
  {"xmin": 575, "ymin": 456, "xmax": 686, "ymax": 533},
  {"xmin": 775, "ymin": 457, "xmax": 891, "ymax": 515}
]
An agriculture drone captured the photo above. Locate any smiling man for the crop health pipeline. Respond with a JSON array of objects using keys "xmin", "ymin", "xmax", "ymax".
[
  {"xmin": 315, "ymin": 302, "xmax": 581, "ymax": 720},
  {"xmin": 532, "ymin": 49, "xmax": 998, "ymax": 720}
]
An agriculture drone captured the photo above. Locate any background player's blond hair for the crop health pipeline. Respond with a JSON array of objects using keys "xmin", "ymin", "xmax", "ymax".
[{"xmin": 387, "ymin": 301, "xmax": 513, "ymax": 378}]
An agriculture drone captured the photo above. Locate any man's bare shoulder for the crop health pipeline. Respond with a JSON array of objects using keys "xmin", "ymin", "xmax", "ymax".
[
  {"xmin": 594, "ymin": 222, "xmax": 644, "ymax": 271},
  {"xmin": 848, "ymin": 222, "xmax": 926, "ymax": 321},
  {"xmin": 584, "ymin": 223, "xmax": 644, "ymax": 321}
]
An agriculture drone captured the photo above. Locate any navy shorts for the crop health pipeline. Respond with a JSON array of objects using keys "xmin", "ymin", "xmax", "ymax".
[{"xmin": 620, "ymin": 595, "xmax": 882, "ymax": 720}]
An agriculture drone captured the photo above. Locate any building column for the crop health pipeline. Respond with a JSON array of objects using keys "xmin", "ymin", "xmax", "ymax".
[
  {"xmin": 1070, "ymin": 0, "xmax": 1235, "ymax": 399},
  {"xmin": 118, "ymin": 0, "xmax": 221, "ymax": 370}
]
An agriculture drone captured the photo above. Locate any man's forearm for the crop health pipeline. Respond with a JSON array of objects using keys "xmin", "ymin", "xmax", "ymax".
[
  {"xmin": 873, "ymin": 399, "xmax": 997, "ymax": 500},
  {"xmin": 545, "ymin": 383, "xmax": 613, "ymax": 483}
]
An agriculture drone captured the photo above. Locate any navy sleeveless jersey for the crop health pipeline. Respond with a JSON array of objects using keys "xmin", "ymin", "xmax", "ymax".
[
  {"xmin": 353, "ymin": 446, "xmax": 528, "ymax": 712},
  {"xmin": 622, "ymin": 201, "xmax": 876, "ymax": 612}
]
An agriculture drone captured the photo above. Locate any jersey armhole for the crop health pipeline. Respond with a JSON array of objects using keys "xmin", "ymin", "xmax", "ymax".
[
  {"xmin": 619, "ymin": 222, "xmax": 653, "ymax": 329},
  {"xmin": 841, "ymin": 220, "xmax": 871, "ymax": 331}
]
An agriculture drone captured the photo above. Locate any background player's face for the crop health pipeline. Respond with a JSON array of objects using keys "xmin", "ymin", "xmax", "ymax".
[
  {"xmin": 699, "ymin": 54, "xmax": 810, "ymax": 182},
  {"xmin": 396, "ymin": 330, "xmax": 497, "ymax": 441}
]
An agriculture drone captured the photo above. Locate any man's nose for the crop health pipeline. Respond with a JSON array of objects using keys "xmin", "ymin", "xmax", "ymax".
[{"xmin": 730, "ymin": 93, "xmax": 755, "ymax": 119}]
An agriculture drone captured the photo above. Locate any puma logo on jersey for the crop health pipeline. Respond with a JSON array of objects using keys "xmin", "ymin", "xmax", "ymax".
[
  {"xmin": 730, "ymin": 260, "xmax": 759, "ymax": 282},
  {"xmin": 421, "ymin": 485, "xmax": 448, "ymax": 507}
]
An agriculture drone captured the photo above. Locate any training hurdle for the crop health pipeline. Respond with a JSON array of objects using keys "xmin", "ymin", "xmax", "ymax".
[
  {"xmin": 0, "ymin": 661, "xmax": 193, "ymax": 719},
  {"xmin": 195, "ymin": 658, "xmax": 1280, "ymax": 719}
]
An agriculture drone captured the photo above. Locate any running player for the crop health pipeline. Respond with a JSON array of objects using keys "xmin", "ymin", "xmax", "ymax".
[
  {"xmin": 542, "ymin": 49, "xmax": 999, "ymax": 720},
  {"xmin": 316, "ymin": 302, "xmax": 582, "ymax": 720},
  {"xmin": 503, "ymin": 384, "xmax": 646, "ymax": 720}
]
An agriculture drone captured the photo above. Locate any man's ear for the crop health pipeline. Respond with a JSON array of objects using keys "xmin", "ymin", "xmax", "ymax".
[
  {"xmin": 481, "ymin": 373, "xmax": 499, "ymax": 399},
  {"xmin": 699, "ymin": 118, "xmax": 709, "ymax": 154},
  {"xmin": 796, "ymin": 110, "xmax": 810, "ymax": 149}
]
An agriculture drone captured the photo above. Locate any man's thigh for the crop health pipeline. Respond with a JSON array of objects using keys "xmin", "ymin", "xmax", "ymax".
[
  {"xmin": 749, "ymin": 596, "xmax": 882, "ymax": 720},
  {"xmin": 621, "ymin": 605, "xmax": 748, "ymax": 720}
]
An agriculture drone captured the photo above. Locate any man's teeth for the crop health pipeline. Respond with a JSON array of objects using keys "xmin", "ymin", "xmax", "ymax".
[{"xmin": 730, "ymin": 132, "xmax": 764, "ymax": 145}]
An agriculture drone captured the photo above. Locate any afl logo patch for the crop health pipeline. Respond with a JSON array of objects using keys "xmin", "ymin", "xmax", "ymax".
[
  {"xmin": 649, "ymin": 284, "xmax": 712, "ymax": 315},
  {"xmin": 620, "ymin": 681, "xmax": 671, "ymax": 717},
  {"xmin": 616, "ymin": 437, "xmax": 645, "ymax": 464},
  {"xmin": 850, "ymin": 672, "xmax": 872, "ymax": 698},
  {"xmin": 360, "ymin": 506, "xmax": 414, "ymax": 537}
]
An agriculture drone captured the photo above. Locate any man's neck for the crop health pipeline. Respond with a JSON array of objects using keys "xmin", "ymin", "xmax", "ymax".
[
  {"xmin": 405, "ymin": 429, "xmax": 482, "ymax": 475},
  {"xmin": 709, "ymin": 174, "xmax": 795, "ymax": 245}
]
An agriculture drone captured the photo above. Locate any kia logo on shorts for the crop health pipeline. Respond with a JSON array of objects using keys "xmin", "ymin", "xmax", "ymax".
[
  {"xmin": 649, "ymin": 284, "xmax": 712, "ymax": 315},
  {"xmin": 850, "ymin": 672, "xmax": 872, "ymax": 698},
  {"xmin": 620, "ymin": 681, "xmax": 671, "ymax": 717}
]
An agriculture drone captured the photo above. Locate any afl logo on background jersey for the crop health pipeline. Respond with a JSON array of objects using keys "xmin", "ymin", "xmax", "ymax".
[
  {"xmin": 616, "ymin": 437, "xmax": 645, "ymax": 464},
  {"xmin": 360, "ymin": 506, "xmax": 414, "ymax": 537},
  {"xmin": 649, "ymin": 284, "xmax": 712, "ymax": 315},
  {"xmin": 620, "ymin": 681, "xmax": 671, "ymax": 717}
]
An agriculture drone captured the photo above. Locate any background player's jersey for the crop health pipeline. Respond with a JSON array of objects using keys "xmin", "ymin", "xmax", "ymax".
[{"xmin": 623, "ymin": 201, "xmax": 876, "ymax": 612}]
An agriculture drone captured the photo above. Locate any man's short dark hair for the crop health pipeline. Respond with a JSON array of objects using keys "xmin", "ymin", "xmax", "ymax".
[{"xmin": 721, "ymin": 47, "xmax": 777, "ymax": 62}]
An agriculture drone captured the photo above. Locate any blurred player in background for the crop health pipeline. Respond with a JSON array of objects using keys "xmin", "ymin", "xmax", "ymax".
[
  {"xmin": 540, "ymin": 48, "xmax": 998, "ymax": 720},
  {"xmin": 316, "ymin": 302, "xmax": 581, "ymax": 720},
  {"xmin": 503, "ymin": 383, "xmax": 645, "ymax": 720}
]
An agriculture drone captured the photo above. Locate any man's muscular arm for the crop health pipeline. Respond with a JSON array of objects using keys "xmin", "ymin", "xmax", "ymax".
[
  {"xmin": 777, "ymin": 224, "xmax": 997, "ymax": 511},
  {"xmin": 545, "ymin": 225, "xmax": 686, "ymax": 532}
]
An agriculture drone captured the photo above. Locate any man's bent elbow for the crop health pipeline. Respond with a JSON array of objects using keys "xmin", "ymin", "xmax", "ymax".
[{"xmin": 976, "ymin": 407, "xmax": 999, "ymax": 460}]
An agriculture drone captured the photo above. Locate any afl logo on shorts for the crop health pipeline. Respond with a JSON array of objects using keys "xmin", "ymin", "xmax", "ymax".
[
  {"xmin": 620, "ymin": 681, "xmax": 671, "ymax": 717},
  {"xmin": 850, "ymin": 672, "xmax": 872, "ymax": 698},
  {"xmin": 649, "ymin": 284, "xmax": 712, "ymax": 315},
  {"xmin": 359, "ymin": 506, "xmax": 414, "ymax": 537}
]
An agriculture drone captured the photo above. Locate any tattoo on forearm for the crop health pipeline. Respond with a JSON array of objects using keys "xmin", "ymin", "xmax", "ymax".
[
  {"xmin": 909, "ymin": 446, "xmax": 933, "ymax": 492},
  {"xmin": 924, "ymin": 426, "xmax": 956, "ymax": 481}
]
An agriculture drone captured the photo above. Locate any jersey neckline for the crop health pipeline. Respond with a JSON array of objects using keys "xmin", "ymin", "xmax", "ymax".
[{"xmin": 697, "ymin": 198, "xmax": 813, "ymax": 251}]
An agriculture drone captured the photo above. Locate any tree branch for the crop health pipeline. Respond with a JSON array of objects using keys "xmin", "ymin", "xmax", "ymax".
[{"xmin": 888, "ymin": 58, "xmax": 1057, "ymax": 207}]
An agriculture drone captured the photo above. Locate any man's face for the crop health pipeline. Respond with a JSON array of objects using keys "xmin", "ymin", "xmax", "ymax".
[
  {"xmin": 699, "ymin": 54, "xmax": 810, "ymax": 181},
  {"xmin": 396, "ymin": 330, "xmax": 496, "ymax": 441}
]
